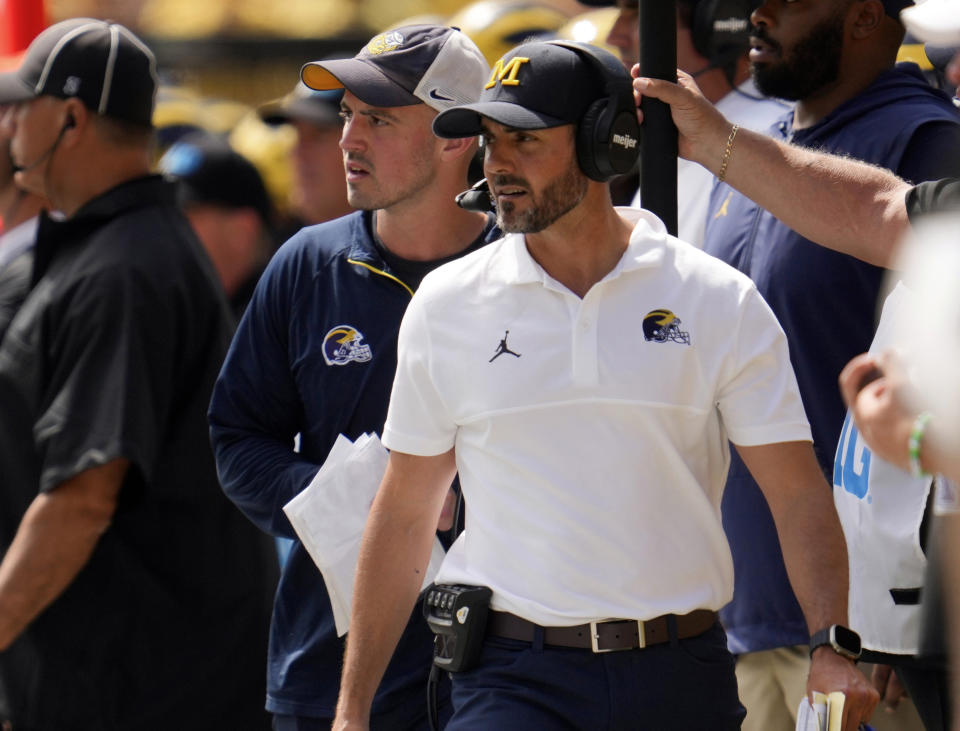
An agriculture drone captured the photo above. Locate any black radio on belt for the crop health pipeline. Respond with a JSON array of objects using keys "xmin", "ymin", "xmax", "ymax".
[{"xmin": 423, "ymin": 583, "xmax": 492, "ymax": 672}]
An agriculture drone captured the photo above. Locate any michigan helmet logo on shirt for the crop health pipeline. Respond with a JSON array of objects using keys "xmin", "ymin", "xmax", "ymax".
[
  {"xmin": 643, "ymin": 309, "xmax": 691, "ymax": 345},
  {"xmin": 322, "ymin": 325, "xmax": 373, "ymax": 366},
  {"xmin": 367, "ymin": 31, "xmax": 404, "ymax": 55}
]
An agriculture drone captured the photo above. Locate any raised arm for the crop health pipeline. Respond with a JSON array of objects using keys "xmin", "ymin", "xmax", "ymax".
[
  {"xmin": 334, "ymin": 449, "xmax": 457, "ymax": 731},
  {"xmin": 634, "ymin": 69, "xmax": 912, "ymax": 268},
  {"xmin": 737, "ymin": 440, "xmax": 879, "ymax": 731}
]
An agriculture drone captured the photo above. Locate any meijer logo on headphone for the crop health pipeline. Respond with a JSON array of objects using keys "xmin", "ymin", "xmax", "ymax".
[
  {"xmin": 612, "ymin": 133, "xmax": 637, "ymax": 150},
  {"xmin": 713, "ymin": 17, "xmax": 748, "ymax": 33}
]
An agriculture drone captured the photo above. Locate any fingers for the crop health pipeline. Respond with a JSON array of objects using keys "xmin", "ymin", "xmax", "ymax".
[
  {"xmin": 838, "ymin": 352, "xmax": 881, "ymax": 409},
  {"xmin": 876, "ymin": 348, "xmax": 906, "ymax": 381},
  {"xmin": 883, "ymin": 667, "xmax": 907, "ymax": 711},
  {"xmin": 869, "ymin": 663, "xmax": 904, "ymax": 711},
  {"xmin": 676, "ymin": 68, "xmax": 696, "ymax": 88},
  {"xmin": 870, "ymin": 663, "xmax": 891, "ymax": 696},
  {"xmin": 843, "ymin": 699, "xmax": 861, "ymax": 731},
  {"xmin": 809, "ymin": 652, "xmax": 879, "ymax": 731},
  {"xmin": 844, "ymin": 684, "xmax": 880, "ymax": 731},
  {"xmin": 632, "ymin": 73, "xmax": 686, "ymax": 124},
  {"xmin": 633, "ymin": 75, "xmax": 679, "ymax": 104}
]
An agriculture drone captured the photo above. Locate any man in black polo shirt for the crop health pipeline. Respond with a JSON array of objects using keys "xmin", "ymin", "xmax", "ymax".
[{"xmin": 0, "ymin": 19, "xmax": 276, "ymax": 730}]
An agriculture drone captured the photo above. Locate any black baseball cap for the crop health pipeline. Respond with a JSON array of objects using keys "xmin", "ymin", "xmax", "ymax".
[
  {"xmin": 258, "ymin": 83, "xmax": 343, "ymax": 127},
  {"xmin": 434, "ymin": 41, "xmax": 606, "ymax": 137},
  {"xmin": 301, "ymin": 25, "xmax": 489, "ymax": 112},
  {"xmin": 0, "ymin": 18, "xmax": 157, "ymax": 126},
  {"xmin": 883, "ymin": 0, "xmax": 915, "ymax": 17},
  {"xmin": 577, "ymin": 0, "xmax": 911, "ymax": 14},
  {"xmin": 159, "ymin": 133, "xmax": 273, "ymax": 226}
]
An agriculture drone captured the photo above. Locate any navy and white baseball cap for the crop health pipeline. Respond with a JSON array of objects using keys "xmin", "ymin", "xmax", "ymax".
[
  {"xmin": 433, "ymin": 41, "xmax": 606, "ymax": 137},
  {"xmin": 0, "ymin": 18, "xmax": 157, "ymax": 126},
  {"xmin": 300, "ymin": 25, "xmax": 489, "ymax": 113},
  {"xmin": 902, "ymin": 0, "xmax": 960, "ymax": 44}
]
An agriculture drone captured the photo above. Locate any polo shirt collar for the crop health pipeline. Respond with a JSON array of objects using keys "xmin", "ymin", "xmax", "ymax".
[
  {"xmin": 501, "ymin": 206, "xmax": 668, "ymax": 286},
  {"xmin": 33, "ymin": 175, "xmax": 176, "ymax": 284},
  {"xmin": 72, "ymin": 175, "xmax": 176, "ymax": 223}
]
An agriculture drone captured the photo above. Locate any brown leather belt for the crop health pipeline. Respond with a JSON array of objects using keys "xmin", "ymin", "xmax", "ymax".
[{"xmin": 487, "ymin": 609, "xmax": 717, "ymax": 653}]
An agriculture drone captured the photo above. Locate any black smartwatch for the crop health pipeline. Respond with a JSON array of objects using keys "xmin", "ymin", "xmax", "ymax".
[{"xmin": 809, "ymin": 625, "xmax": 862, "ymax": 661}]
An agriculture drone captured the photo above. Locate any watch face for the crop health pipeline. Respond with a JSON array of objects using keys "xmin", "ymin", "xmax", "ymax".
[{"xmin": 833, "ymin": 625, "xmax": 862, "ymax": 656}]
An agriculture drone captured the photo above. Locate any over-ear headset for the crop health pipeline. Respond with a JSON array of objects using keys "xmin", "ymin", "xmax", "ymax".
[
  {"xmin": 689, "ymin": 0, "xmax": 759, "ymax": 83},
  {"xmin": 546, "ymin": 40, "xmax": 641, "ymax": 183}
]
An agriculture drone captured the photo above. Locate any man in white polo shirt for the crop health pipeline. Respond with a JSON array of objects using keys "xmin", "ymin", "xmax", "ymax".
[{"xmin": 332, "ymin": 40, "xmax": 877, "ymax": 731}]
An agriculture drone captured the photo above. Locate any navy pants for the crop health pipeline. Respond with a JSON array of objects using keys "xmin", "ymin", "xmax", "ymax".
[
  {"xmin": 447, "ymin": 622, "xmax": 745, "ymax": 730},
  {"xmin": 272, "ymin": 675, "xmax": 452, "ymax": 731},
  {"xmin": 273, "ymin": 705, "xmax": 444, "ymax": 731}
]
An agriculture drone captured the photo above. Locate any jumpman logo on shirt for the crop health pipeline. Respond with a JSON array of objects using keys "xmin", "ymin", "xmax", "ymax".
[
  {"xmin": 489, "ymin": 330, "xmax": 521, "ymax": 362},
  {"xmin": 713, "ymin": 191, "xmax": 733, "ymax": 219}
]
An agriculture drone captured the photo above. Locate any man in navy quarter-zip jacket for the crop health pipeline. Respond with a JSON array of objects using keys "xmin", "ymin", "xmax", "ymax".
[{"xmin": 208, "ymin": 24, "xmax": 497, "ymax": 731}]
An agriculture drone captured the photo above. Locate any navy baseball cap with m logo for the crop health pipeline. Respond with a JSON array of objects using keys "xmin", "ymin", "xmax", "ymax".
[{"xmin": 433, "ymin": 41, "xmax": 604, "ymax": 136}]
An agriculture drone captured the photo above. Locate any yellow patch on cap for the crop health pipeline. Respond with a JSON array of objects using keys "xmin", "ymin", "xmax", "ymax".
[{"xmin": 367, "ymin": 30, "xmax": 404, "ymax": 55}]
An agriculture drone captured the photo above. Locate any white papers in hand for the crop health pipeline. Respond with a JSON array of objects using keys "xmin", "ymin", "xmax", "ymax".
[
  {"xmin": 282, "ymin": 432, "xmax": 446, "ymax": 636},
  {"xmin": 796, "ymin": 691, "xmax": 846, "ymax": 731}
]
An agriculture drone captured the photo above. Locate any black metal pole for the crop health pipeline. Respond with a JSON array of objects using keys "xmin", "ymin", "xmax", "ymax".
[{"xmin": 639, "ymin": 0, "xmax": 678, "ymax": 236}]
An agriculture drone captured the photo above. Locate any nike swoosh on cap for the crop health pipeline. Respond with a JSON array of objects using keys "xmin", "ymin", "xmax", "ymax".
[{"xmin": 429, "ymin": 88, "xmax": 454, "ymax": 101}]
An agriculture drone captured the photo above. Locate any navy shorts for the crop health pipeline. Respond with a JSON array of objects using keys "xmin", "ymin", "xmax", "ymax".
[{"xmin": 446, "ymin": 622, "xmax": 745, "ymax": 730}]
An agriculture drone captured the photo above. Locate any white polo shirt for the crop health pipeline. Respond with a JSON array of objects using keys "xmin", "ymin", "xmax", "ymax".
[{"xmin": 383, "ymin": 207, "xmax": 811, "ymax": 626}]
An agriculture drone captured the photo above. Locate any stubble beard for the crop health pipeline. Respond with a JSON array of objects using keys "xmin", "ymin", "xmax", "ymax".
[
  {"xmin": 495, "ymin": 158, "xmax": 589, "ymax": 234},
  {"xmin": 345, "ymin": 144, "xmax": 436, "ymax": 212}
]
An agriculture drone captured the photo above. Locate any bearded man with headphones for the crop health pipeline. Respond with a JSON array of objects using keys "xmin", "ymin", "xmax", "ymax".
[
  {"xmin": 582, "ymin": 0, "xmax": 790, "ymax": 246},
  {"xmin": 330, "ymin": 40, "xmax": 876, "ymax": 731}
]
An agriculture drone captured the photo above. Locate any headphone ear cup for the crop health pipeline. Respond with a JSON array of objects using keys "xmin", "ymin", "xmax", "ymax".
[
  {"xmin": 577, "ymin": 100, "xmax": 641, "ymax": 183},
  {"xmin": 690, "ymin": 0, "xmax": 756, "ymax": 70},
  {"xmin": 548, "ymin": 39, "xmax": 641, "ymax": 183},
  {"xmin": 577, "ymin": 99, "xmax": 609, "ymax": 182},
  {"xmin": 690, "ymin": 0, "xmax": 718, "ymax": 61}
]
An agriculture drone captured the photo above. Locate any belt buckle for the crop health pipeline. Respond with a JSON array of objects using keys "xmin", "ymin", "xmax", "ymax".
[{"xmin": 589, "ymin": 619, "xmax": 646, "ymax": 653}]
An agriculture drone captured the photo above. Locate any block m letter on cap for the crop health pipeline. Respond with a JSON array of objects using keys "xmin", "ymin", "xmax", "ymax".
[{"xmin": 484, "ymin": 56, "xmax": 529, "ymax": 89}]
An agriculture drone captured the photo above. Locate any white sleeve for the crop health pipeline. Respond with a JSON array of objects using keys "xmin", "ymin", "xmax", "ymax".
[
  {"xmin": 381, "ymin": 294, "xmax": 457, "ymax": 456},
  {"xmin": 717, "ymin": 286, "xmax": 812, "ymax": 446}
]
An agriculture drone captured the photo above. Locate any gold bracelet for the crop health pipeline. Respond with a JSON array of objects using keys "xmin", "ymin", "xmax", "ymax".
[{"xmin": 717, "ymin": 123, "xmax": 740, "ymax": 183}]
